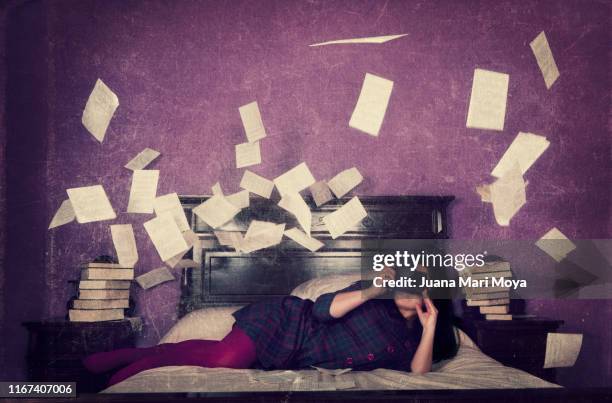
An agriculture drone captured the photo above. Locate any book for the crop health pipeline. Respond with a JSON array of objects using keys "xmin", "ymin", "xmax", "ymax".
[
  {"xmin": 467, "ymin": 271, "xmax": 513, "ymax": 281},
  {"xmin": 73, "ymin": 299, "xmax": 130, "ymax": 309},
  {"xmin": 78, "ymin": 280, "xmax": 131, "ymax": 290},
  {"xmin": 466, "ymin": 298, "xmax": 510, "ymax": 306},
  {"xmin": 83, "ymin": 262, "xmax": 132, "ymax": 269},
  {"xmin": 480, "ymin": 305, "xmax": 509, "ymax": 314},
  {"xmin": 69, "ymin": 309, "xmax": 124, "ymax": 322},
  {"xmin": 79, "ymin": 289, "xmax": 130, "ymax": 300},
  {"xmin": 468, "ymin": 286, "xmax": 511, "ymax": 295},
  {"xmin": 462, "ymin": 261, "xmax": 510, "ymax": 275},
  {"xmin": 81, "ymin": 268, "xmax": 134, "ymax": 280},
  {"xmin": 485, "ymin": 314, "xmax": 513, "ymax": 321},
  {"xmin": 467, "ymin": 291, "xmax": 510, "ymax": 300}
]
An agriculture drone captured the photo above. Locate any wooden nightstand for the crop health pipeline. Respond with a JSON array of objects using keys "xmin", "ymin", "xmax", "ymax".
[
  {"xmin": 458, "ymin": 317, "xmax": 564, "ymax": 384},
  {"xmin": 22, "ymin": 317, "xmax": 143, "ymax": 393}
]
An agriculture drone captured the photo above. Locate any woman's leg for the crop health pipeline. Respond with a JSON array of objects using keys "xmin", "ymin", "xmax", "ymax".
[
  {"xmin": 82, "ymin": 340, "xmax": 216, "ymax": 374},
  {"xmin": 107, "ymin": 325, "xmax": 256, "ymax": 387}
]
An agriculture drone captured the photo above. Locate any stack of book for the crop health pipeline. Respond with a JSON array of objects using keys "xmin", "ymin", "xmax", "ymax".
[
  {"xmin": 68, "ymin": 261, "xmax": 134, "ymax": 322},
  {"xmin": 462, "ymin": 260, "xmax": 513, "ymax": 320}
]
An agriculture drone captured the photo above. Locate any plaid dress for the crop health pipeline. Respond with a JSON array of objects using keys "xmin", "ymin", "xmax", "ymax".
[{"xmin": 232, "ymin": 282, "xmax": 422, "ymax": 371}]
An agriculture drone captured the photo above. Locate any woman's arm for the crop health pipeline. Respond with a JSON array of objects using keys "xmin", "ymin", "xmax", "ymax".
[
  {"xmin": 410, "ymin": 297, "xmax": 438, "ymax": 374},
  {"xmin": 327, "ymin": 267, "xmax": 395, "ymax": 319}
]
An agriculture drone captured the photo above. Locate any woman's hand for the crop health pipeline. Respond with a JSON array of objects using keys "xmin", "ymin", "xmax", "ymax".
[
  {"xmin": 365, "ymin": 266, "xmax": 395, "ymax": 299},
  {"xmin": 415, "ymin": 297, "xmax": 438, "ymax": 332}
]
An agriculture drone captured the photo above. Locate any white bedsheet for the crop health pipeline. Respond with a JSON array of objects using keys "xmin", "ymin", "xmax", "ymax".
[{"xmin": 103, "ymin": 342, "xmax": 560, "ymax": 393}]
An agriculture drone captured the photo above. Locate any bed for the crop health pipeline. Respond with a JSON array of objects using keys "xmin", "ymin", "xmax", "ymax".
[{"xmin": 101, "ymin": 195, "xmax": 570, "ymax": 401}]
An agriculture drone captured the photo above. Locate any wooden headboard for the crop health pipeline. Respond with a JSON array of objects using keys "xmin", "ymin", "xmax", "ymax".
[{"xmin": 178, "ymin": 195, "xmax": 454, "ymax": 317}]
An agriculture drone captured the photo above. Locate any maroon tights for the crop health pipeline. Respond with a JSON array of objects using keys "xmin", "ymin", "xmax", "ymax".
[{"xmin": 82, "ymin": 325, "xmax": 256, "ymax": 387}]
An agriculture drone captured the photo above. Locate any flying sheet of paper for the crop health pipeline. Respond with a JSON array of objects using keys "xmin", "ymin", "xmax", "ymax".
[
  {"xmin": 124, "ymin": 148, "xmax": 160, "ymax": 170},
  {"xmin": 274, "ymin": 162, "xmax": 316, "ymax": 196},
  {"xmin": 154, "ymin": 193, "xmax": 190, "ymax": 232},
  {"xmin": 235, "ymin": 141, "xmax": 261, "ymax": 168},
  {"xmin": 490, "ymin": 164, "xmax": 526, "ymax": 226},
  {"xmin": 240, "ymin": 223, "xmax": 286, "ymax": 253},
  {"xmin": 239, "ymin": 101, "xmax": 267, "ymax": 143},
  {"xmin": 110, "ymin": 224, "xmax": 139, "ymax": 267},
  {"xmin": 240, "ymin": 170, "xmax": 274, "ymax": 198},
  {"xmin": 349, "ymin": 73, "xmax": 393, "ymax": 137},
  {"xmin": 143, "ymin": 213, "xmax": 189, "ymax": 262},
  {"xmin": 127, "ymin": 170, "xmax": 159, "ymax": 214},
  {"xmin": 226, "ymin": 189, "xmax": 250, "ymax": 209},
  {"xmin": 175, "ymin": 259, "xmax": 199, "ymax": 269},
  {"xmin": 192, "ymin": 194, "xmax": 240, "ymax": 229},
  {"xmin": 67, "ymin": 185, "xmax": 117, "ymax": 223},
  {"xmin": 245, "ymin": 220, "xmax": 278, "ymax": 239},
  {"xmin": 327, "ymin": 167, "xmax": 363, "ymax": 198},
  {"xmin": 530, "ymin": 31, "xmax": 560, "ymax": 90},
  {"xmin": 285, "ymin": 228, "xmax": 324, "ymax": 252},
  {"xmin": 212, "ymin": 182, "xmax": 223, "ymax": 196},
  {"xmin": 214, "ymin": 231, "xmax": 244, "ymax": 250},
  {"xmin": 165, "ymin": 229, "xmax": 199, "ymax": 268},
  {"xmin": 466, "ymin": 69, "xmax": 509, "ymax": 131},
  {"xmin": 49, "ymin": 199, "xmax": 75, "ymax": 229},
  {"xmin": 476, "ymin": 184, "xmax": 492, "ymax": 203},
  {"xmin": 278, "ymin": 193, "xmax": 312, "ymax": 235},
  {"xmin": 135, "ymin": 266, "xmax": 175, "ymax": 290},
  {"xmin": 322, "ymin": 196, "xmax": 367, "ymax": 239},
  {"xmin": 491, "ymin": 132, "xmax": 550, "ymax": 178},
  {"xmin": 309, "ymin": 181, "xmax": 334, "ymax": 207},
  {"xmin": 82, "ymin": 78, "xmax": 119, "ymax": 142},
  {"xmin": 544, "ymin": 333, "xmax": 583, "ymax": 368},
  {"xmin": 309, "ymin": 33, "xmax": 408, "ymax": 47},
  {"xmin": 535, "ymin": 227, "xmax": 576, "ymax": 262}
]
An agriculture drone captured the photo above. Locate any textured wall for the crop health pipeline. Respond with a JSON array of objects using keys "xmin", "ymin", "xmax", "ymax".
[{"xmin": 4, "ymin": 0, "xmax": 611, "ymax": 386}]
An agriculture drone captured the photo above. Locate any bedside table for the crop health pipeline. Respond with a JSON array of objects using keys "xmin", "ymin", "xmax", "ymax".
[
  {"xmin": 458, "ymin": 317, "xmax": 564, "ymax": 384},
  {"xmin": 22, "ymin": 317, "xmax": 143, "ymax": 393}
]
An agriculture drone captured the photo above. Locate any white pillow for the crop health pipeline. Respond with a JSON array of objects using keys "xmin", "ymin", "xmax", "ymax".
[
  {"xmin": 290, "ymin": 274, "xmax": 361, "ymax": 301},
  {"xmin": 158, "ymin": 306, "xmax": 242, "ymax": 344}
]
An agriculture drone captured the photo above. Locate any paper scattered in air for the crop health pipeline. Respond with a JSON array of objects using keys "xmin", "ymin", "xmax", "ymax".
[
  {"xmin": 490, "ymin": 164, "xmax": 526, "ymax": 226},
  {"xmin": 349, "ymin": 73, "xmax": 393, "ymax": 137},
  {"xmin": 226, "ymin": 189, "xmax": 250, "ymax": 209},
  {"xmin": 530, "ymin": 31, "xmax": 560, "ymax": 89},
  {"xmin": 174, "ymin": 259, "xmax": 199, "ymax": 269},
  {"xmin": 274, "ymin": 162, "xmax": 316, "ymax": 196},
  {"xmin": 240, "ymin": 170, "xmax": 274, "ymax": 199},
  {"xmin": 327, "ymin": 167, "xmax": 363, "ymax": 198},
  {"xmin": 322, "ymin": 196, "xmax": 367, "ymax": 239},
  {"xmin": 127, "ymin": 170, "xmax": 159, "ymax": 214},
  {"xmin": 165, "ymin": 229, "xmax": 199, "ymax": 268},
  {"xmin": 124, "ymin": 148, "xmax": 160, "ymax": 170},
  {"xmin": 136, "ymin": 266, "xmax": 175, "ymax": 290},
  {"xmin": 309, "ymin": 34, "xmax": 408, "ymax": 47},
  {"xmin": 491, "ymin": 132, "xmax": 550, "ymax": 178},
  {"xmin": 214, "ymin": 231, "xmax": 244, "ymax": 250},
  {"xmin": 279, "ymin": 193, "xmax": 312, "ymax": 235},
  {"xmin": 239, "ymin": 101, "xmax": 267, "ymax": 143},
  {"xmin": 154, "ymin": 193, "xmax": 190, "ymax": 232},
  {"xmin": 309, "ymin": 181, "xmax": 334, "ymax": 207},
  {"xmin": 544, "ymin": 333, "xmax": 582, "ymax": 368},
  {"xmin": 192, "ymin": 194, "xmax": 240, "ymax": 229},
  {"xmin": 536, "ymin": 227, "xmax": 576, "ymax": 262},
  {"xmin": 67, "ymin": 185, "xmax": 117, "ymax": 224},
  {"xmin": 466, "ymin": 69, "xmax": 509, "ymax": 131},
  {"xmin": 110, "ymin": 224, "xmax": 139, "ymax": 267},
  {"xmin": 82, "ymin": 78, "xmax": 119, "ymax": 142},
  {"xmin": 240, "ymin": 222, "xmax": 286, "ymax": 253},
  {"xmin": 144, "ymin": 213, "xmax": 189, "ymax": 262},
  {"xmin": 49, "ymin": 199, "xmax": 75, "ymax": 229},
  {"xmin": 236, "ymin": 141, "xmax": 261, "ymax": 168},
  {"xmin": 285, "ymin": 228, "xmax": 324, "ymax": 252}
]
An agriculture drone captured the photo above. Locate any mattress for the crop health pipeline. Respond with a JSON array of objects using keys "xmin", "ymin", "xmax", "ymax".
[{"xmin": 102, "ymin": 341, "xmax": 560, "ymax": 393}]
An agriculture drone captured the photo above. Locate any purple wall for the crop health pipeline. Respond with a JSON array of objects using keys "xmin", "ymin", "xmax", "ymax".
[{"xmin": 3, "ymin": 0, "xmax": 611, "ymax": 386}]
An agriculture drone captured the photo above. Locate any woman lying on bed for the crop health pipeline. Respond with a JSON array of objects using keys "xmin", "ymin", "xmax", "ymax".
[{"xmin": 84, "ymin": 267, "xmax": 458, "ymax": 386}]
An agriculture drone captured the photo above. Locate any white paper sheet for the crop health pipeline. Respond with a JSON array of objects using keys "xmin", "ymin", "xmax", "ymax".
[
  {"xmin": 544, "ymin": 333, "xmax": 583, "ymax": 368},
  {"xmin": 322, "ymin": 196, "xmax": 367, "ymax": 239},
  {"xmin": 226, "ymin": 190, "xmax": 250, "ymax": 209},
  {"xmin": 466, "ymin": 69, "xmax": 509, "ymax": 131},
  {"xmin": 82, "ymin": 78, "xmax": 119, "ymax": 142},
  {"xmin": 284, "ymin": 228, "xmax": 324, "ymax": 252},
  {"xmin": 110, "ymin": 224, "xmax": 139, "ymax": 267},
  {"xmin": 127, "ymin": 170, "xmax": 159, "ymax": 214},
  {"xmin": 327, "ymin": 167, "xmax": 363, "ymax": 198},
  {"xmin": 192, "ymin": 194, "xmax": 240, "ymax": 229},
  {"xmin": 349, "ymin": 73, "xmax": 393, "ymax": 137},
  {"xmin": 135, "ymin": 266, "xmax": 175, "ymax": 289},
  {"xmin": 165, "ymin": 229, "xmax": 199, "ymax": 268},
  {"xmin": 240, "ymin": 170, "xmax": 274, "ymax": 199},
  {"xmin": 154, "ymin": 193, "xmax": 190, "ymax": 232},
  {"xmin": 211, "ymin": 182, "xmax": 223, "ymax": 196},
  {"xmin": 124, "ymin": 148, "xmax": 160, "ymax": 170},
  {"xmin": 490, "ymin": 164, "xmax": 526, "ymax": 226},
  {"xmin": 530, "ymin": 31, "xmax": 560, "ymax": 90},
  {"xmin": 245, "ymin": 220, "xmax": 278, "ymax": 239},
  {"xmin": 274, "ymin": 162, "xmax": 316, "ymax": 196},
  {"xmin": 239, "ymin": 101, "xmax": 267, "ymax": 143},
  {"xmin": 49, "ymin": 199, "xmax": 76, "ymax": 229},
  {"xmin": 67, "ymin": 185, "xmax": 117, "ymax": 224},
  {"xmin": 491, "ymin": 132, "xmax": 550, "ymax": 178},
  {"xmin": 144, "ymin": 213, "xmax": 189, "ymax": 262},
  {"xmin": 214, "ymin": 231, "xmax": 244, "ymax": 250},
  {"xmin": 236, "ymin": 141, "xmax": 262, "ymax": 168},
  {"xmin": 240, "ymin": 223, "xmax": 286, "ymax": 253},
  {"xmin": 175, "ymin": 259, "xmax": 199, "ymax": 269},
  {"xmin": 278, "ymin": 193, "xmax": 312, "ymax": 235},
  {"xmin": 309, "ymin": 181, "xmax": 334, "ymax": 207},
  {"xmin": 309, "ymin": 34, "xmax": 407, "ymax": 47},
  {"xmin": 535, "ymin": 227, "xmax": 576, "ymax": 262}
]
